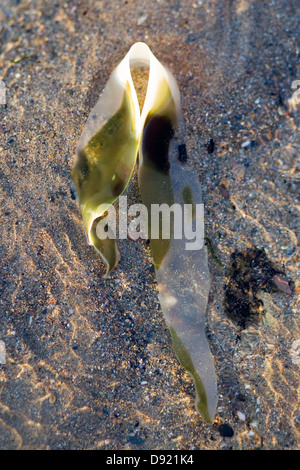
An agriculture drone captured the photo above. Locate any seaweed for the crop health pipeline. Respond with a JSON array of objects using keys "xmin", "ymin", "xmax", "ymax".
[
  {"xmin": 71, "ymin": 43, "xmax": 218, "ymax": 422},
  {"xmin": 224, "ymin": 247, "xmax": 291, "ymax": 329}
]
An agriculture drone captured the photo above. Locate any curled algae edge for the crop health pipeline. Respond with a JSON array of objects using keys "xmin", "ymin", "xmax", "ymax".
[{"xmin": 71, "ymin": 42, "xmax": 218, "ymax": 422}]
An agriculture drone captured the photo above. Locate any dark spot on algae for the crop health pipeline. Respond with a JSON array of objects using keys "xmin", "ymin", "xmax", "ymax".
[
  {"xmin": 182, "ymin": 185, "xmax": 193, "ymax": 205},
  {"xmin": 178, "ymin": 143, "xmax": 188, "ymax": 163},
  {"xmin": 112, "ymin": 177, "xmax": 125, "ymax": 197},
  {"xmin": 142, "ymin": 115, "xmax": 174, "ymax": 173}
]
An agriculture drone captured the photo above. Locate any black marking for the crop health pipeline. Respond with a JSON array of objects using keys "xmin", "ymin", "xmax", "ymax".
[
  {"xmin": 142, "ymin": 115, "xmax": 174, "ymax": 173},
  {"xmin": 70, "ymin": 185, "xmax": 77, "ymax": 200},
  {"xmin": 206, "ymin": 138, "xmax": 215, "ymax": 154},
  {"xmin": 178, "ymin": 143, "xmax": 188, "ymax": 163}
]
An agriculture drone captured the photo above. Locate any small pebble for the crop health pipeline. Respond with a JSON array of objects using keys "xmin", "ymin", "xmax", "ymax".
[
  {"xmin": 236, "ymin": 411, "xmax": 246, "ymax": 421},
  {"xmin": 0, "ymin": 340, "xmax": 6, "ymax": 364},
  {"xmin": 137, "ymin": 14, "xmax": 148, "ymax": 25},
  {"xmin": 219, "ymin": 183, "xmax": 230, "ymax": 200},
  {"xmin": 241, "ymin": 140, "xmax": 255, "ymax": 148},
  {"xmin": 218, "ymin": 423, "xmax": 234, "ymax": 437},
  {"xmin": 49, "ymin": 393, "xmax": 56, "ymax": 404},
  {"xmin": 272, "ymin": 274, "xmax": 292, "ymax": 294},
  {"xmin": 290, "ymin": 339, "xmax": 300, "ymax": 366},
  {"xmin": 231, "ymin": 164, "xmax": 246, "ymax": 179}
]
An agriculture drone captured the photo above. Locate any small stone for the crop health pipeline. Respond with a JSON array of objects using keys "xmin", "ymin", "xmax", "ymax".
[
  {"xmin": 272, "ymin": 274, "xmax": 292, "ymax": 294},
  {"xmin": 236, "ymin": 411, "xmax": 246, "ymax": 421},
  {"xmin": 137, "ymin": 14, "xmax": 148, "ymax": 25},
  {"xmin": 241, "ymin": 140, "xmax": 255, "ymax": 149},
  {"xmin": 0, "ymin": 340, "xmax": 6, "ymax": 364},
  {"xmin": 290, "ymin": 339, "xmax": 300, "ymax": 366},
  {"xmin": 218, "ymin": 423, "xmax": 234, "ymax": 437},
  {"xmin": 206, "ymin": 138, "xmax": 215, "ymax": 154},
  {"xmin": 231, "ymin": 164, "xmax": 246, "ymax": 179},
  {"xmin": 293, "ymin": 415, "xmax": 300, "ymax": 429},
  {"xmin": 49, "ymin": 393, "xmax": 56, "ymax": 404},
  {"xmin": 219, "ymin": 183, "xmax": 230, "ymax": 200}
]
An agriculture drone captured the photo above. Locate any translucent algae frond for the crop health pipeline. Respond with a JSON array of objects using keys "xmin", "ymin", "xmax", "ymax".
[{"xmin": 71, "ymin": 43, "xmax": 218, "ymax": 422}]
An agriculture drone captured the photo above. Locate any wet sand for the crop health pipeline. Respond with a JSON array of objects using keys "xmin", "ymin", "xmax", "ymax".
[{"xmin": 0, "ymin": 0, "xmax": 299, "ymax": 449}]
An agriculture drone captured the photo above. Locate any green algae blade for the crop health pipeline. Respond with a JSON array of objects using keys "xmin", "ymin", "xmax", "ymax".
[
  {"xmin": 139, "ymin": 129, "xmax": 218, "ymax": 421},
  {"xmin": 71, "ymin": 42, "xmax": 218, "ymax": 420},
  {"xmin": 169, "ymin": 326, "xmax": 212, "ymax": 423},
  {"xmin": 71, "ymin": 91, "xmax": 138, "ymax": 276},
  {"xmin": 137, "ymin": 52, "xmax": 218, "ymax": 421},
  {"xmin": 71, "ymin": 58, "xmax": 140, "ymax": 277}
]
